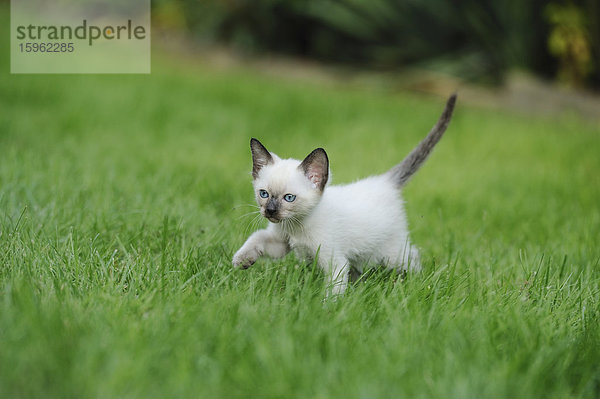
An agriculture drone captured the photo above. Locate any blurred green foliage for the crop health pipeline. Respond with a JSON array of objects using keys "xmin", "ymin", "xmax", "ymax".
[
  {"xmin": 153, "ymin": 0, "xmax": 600, "ymax": 88},
  {"xmin": 546, "ymin": 3, "xmax": 594, "ymax": 87}
]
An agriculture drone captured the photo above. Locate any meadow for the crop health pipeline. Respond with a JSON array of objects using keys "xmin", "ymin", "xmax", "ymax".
[{"xmin": 1, "ymin": 12, "xmax": 600, "ymax": 399}]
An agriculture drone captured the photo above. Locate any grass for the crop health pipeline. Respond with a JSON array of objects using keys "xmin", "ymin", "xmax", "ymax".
[{"xmin": 1, "ymin": 8, "xmax": 600, "ymax": 399}]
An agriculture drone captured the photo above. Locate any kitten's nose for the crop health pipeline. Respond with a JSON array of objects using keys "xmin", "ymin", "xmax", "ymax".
[
  {"xmin": 265, "ymin": 200, "xmax": 278, "ymax": 217},
  {"xmin": 265, "ymin": 210, "xmax": 276, "ymax": 218}
]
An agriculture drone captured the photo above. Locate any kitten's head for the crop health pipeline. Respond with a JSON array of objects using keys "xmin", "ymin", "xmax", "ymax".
[{"xmin": 250, "ymin": 138, "xmax": 329, "ymax": 224}]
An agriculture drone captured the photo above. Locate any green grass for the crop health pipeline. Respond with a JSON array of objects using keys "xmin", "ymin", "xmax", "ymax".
[{"xmin": 2, "ymin": 9, "xmax": 600, "ymax": 399}]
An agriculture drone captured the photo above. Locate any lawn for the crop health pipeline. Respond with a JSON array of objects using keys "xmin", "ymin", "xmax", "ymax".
[{"xmin": 1, "ymin": 9, "xmax": 600, "ymax": 399}]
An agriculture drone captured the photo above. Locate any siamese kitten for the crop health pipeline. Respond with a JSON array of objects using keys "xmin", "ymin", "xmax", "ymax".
[{"xmin": 233, "ymin": 94, "xmax": 457, "ymax": 297}]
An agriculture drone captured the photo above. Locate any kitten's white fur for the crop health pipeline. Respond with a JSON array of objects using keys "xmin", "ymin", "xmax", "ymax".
[{"xmin": 233, "ymin": 95, "xmax": 457, "ymax": 297}]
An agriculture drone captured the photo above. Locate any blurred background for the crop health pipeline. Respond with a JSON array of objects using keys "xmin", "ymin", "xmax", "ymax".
[{"xmin": 151, "ymin": 0, "xmax": 600, "ymax": 91}]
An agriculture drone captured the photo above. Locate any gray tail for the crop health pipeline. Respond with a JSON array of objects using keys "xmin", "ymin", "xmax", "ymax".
[{"xmin": 387, "ymin": 94, "xmax": 457, "ymax": 187}]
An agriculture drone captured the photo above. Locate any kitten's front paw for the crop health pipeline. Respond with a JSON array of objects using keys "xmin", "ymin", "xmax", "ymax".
[{"xmin": 232, "ymin": 249, "xmax": 258, "ymax": 269}]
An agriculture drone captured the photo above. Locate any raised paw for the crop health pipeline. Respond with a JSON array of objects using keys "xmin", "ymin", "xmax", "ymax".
[{"xmin": 232, "ymin": 248, "xmax": 259, "ymax": 269}]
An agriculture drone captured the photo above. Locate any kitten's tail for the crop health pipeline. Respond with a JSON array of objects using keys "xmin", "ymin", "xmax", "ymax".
[{"xmin": 387, "ymin": 94, "xmax": 457, "ymax": 187}]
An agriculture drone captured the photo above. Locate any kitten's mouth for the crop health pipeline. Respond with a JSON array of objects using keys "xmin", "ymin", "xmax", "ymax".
[{"xmin": 267, "ymin": 217, "xmax": 281, "ymax": 223}]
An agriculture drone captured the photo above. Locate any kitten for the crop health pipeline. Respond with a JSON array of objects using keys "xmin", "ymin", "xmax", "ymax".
[{"xmin": 233, "ymin": 94, "xmax": 457, "ymax": 297}]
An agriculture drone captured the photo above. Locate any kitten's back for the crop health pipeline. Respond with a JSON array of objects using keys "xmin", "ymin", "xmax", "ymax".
[{"xmin": 307, "ymin": 176, "xmax": 407, "ymax": 245}]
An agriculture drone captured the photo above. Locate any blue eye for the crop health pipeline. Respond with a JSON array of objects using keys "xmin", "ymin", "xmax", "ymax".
[
  {"xmin": 283, "ymin": 194, "xmax": 296, "ymax": 202},
  {"xmin": 259, "ymin": 190, "xmax": 269, "ymax": 198}
]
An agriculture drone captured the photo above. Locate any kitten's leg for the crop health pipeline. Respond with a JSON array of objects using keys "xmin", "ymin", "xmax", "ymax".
[
  {"xmin": 232, "ymin": 227, "xmax": 290, "ymax": 269},
  {"xmin": 349, "ymin": 267, "xmax": 362, "ymax": 283},
  {"xmin": 406, "ymin": 246, "xmax": 421, "ymax": 272},
  {"xmin": 383, "ymin": 241, "xmax": 421, "ymax": 273},
  {"xmin": 322, "ymin": 256, "xmax": 350, "ymax": 298}
]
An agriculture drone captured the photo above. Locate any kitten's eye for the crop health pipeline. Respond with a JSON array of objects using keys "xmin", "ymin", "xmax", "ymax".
[
  {"xmin": 259, "ymin": 190, "xmax": 269, "ymax": 199},
  {"xmin": 283, "ymin": 194, "xmax": 296, "ymax": 202}
]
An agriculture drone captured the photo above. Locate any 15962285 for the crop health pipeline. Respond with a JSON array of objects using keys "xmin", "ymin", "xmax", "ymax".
[{"xmin": 19, "ymin": 42, "xmax": 74, "ymax": 53}]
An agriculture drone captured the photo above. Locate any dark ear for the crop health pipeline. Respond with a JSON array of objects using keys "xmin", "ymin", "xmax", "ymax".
[
  {"xmin": 250, "ymin": 138, "xmax": 273, "ymax": 179},
  {"xmin": 299, "ymin": 148, "xmax": 329, "ymax": 191}
]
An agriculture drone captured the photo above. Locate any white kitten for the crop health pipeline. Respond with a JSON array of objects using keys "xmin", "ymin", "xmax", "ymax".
[{"xmin": 233, "ymin": 94, "xmax": 457, "ymax": 297}]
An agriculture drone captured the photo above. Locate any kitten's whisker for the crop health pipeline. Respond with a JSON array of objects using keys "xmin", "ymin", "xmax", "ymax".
[
  {"xmin": 280, "ymin": 215, "xmax": 305, "ymax": 236},
  {"xmin": 232, "ymin": 203, "xmax": 260, "ymax": 211},
  {"xmin": 248, "ymin": 213, "xmax": 265, "ymax": 235},
  {"xmin": 242, "ymin": 213, "xmax": 263, "ymax": 237},
  {"xmin": 237, "ymin": 210, "xmax": 261, "ymax": 220},
  {"xmin": 251, "ymin": 214, "xmax": 262, "ymax": 229}
]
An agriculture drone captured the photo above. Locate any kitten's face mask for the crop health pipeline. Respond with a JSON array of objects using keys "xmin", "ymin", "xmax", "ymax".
[{"xmin": 250, "ymin": 138, "xmax": 329, "ymax": 224}]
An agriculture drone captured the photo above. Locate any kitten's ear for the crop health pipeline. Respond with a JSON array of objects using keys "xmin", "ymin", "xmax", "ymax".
[
  {"xmin": 299, "ymin": 148, "xmax": 329, "ymax": 191},
  {"xmin": 250, "ymin": 138, "xmax": 273, "ymax": 179}
]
